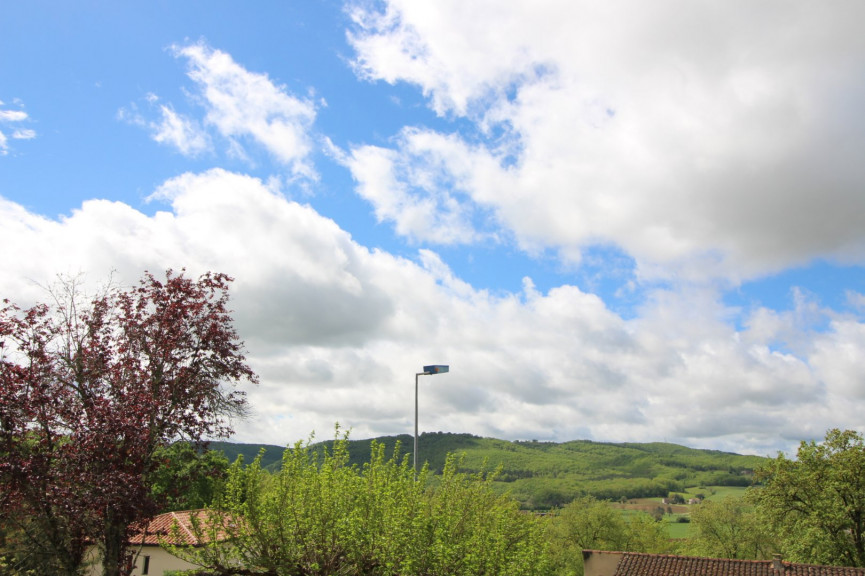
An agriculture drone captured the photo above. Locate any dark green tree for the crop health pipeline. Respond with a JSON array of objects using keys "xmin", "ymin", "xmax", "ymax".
[
  {"xmin": 149, "ymin": 443, "xmax": 230, "ymax": 512},
  {"xmin": 749, "ymin": 429, "xmax": 865, "ymax": 566}
]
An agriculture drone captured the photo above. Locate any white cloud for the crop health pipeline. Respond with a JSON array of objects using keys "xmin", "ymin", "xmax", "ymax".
[
  {"xmin": 120, "ymin": 42, "xmax": 318, "ymax": 174},
  {"xmin": 346, "ymin": 0, "xmax": 865, "ymax": 281},
  {"xmin": 811, "ymin": 320, "xmax": 865, "ymax": 400},
  {"xmin": 12, "ymin": 129, "xmax": 36, "ymax": 140},
  {"xmin": 152, "ymin": 105, "xmax": 210, "ymax": 156},
  {"xmin": 343, "ymin": 129, "xmax": 505, "ymax": 245},
  {"xmin": 847, "ymin": 291, "xmax": 865, "ymax": 311},
  {"xmin": 171, "ymin": 42, "xmax": 318, "ymax": 179},
  {"xmin": 0, "ymin": 101, "xmax": 35, "ymax": 155},
  {"xmin": 118, "ymin": 99, "xmax": 211, "ymax": 157},
  {"xmin": 0, "ymin": 110, "xmax": 28, "ymax": 122},
  {"xmin": 2, "ymin": 168, "xmax": 864, "ymax": 455}
]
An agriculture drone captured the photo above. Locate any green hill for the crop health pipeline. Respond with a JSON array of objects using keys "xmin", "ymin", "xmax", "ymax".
[
  {"xmin": 207, "ymin": 441, "xmax": 288, "ymax": 470},
  {"xmin": 209, "ymin": 432, "xmax": 765, "ymax": 510}
]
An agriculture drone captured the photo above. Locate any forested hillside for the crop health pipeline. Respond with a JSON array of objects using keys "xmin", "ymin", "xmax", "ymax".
[{"xmin": 210, "ymin": 432, "xmax": 765, "ymax": 509}]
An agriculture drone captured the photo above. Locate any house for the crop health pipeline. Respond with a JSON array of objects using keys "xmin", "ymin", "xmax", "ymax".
[
  {"xmin": 86, "ymin": 510, "xmax": 227, "ymax": 576},
  {"xmin": 583, "ymin": 550, "xmax": 865, "ymax": 576}
]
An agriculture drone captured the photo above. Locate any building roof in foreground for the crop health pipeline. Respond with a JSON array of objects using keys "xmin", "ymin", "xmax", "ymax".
[
  {"xmin": 129, "ymin": 510, "xmax": 233, "ymax": 547},
  {"xmin": 584, "ymin": 551, "xmax": 865, "ymax": 576}
]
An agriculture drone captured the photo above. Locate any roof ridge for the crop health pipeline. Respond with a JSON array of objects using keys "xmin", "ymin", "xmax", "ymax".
[
  {"xmin": 171, "ymin": 511, "xmax": 199, "ymax": 546},
  {"xmin": 600, "ymin": 551, "xmax": 865, "ymax": 575},
  {"xmin": 623, "ymin": 551, "xmax": 777, "ymax": 564}
]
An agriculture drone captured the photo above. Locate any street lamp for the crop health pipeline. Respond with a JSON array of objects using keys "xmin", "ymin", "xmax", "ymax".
[{"xmin": 415, "ymin": 365, "xmax": 449, "ymax": 473}]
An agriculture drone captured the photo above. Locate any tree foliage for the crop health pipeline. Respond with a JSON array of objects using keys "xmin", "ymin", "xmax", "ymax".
[
  {"xmin": 0, "ymin": 270, "xmax": 255, "ymax": 576},
  {"xmin": 748, "ymin": 428, "xmax": 865, "ymax": 567},
  {"xmin": 683, "ymin": 498, "xmax": 775, "ymax": 560},
  {"xmin": 547, "ymin": 496, "xmax": 672, "ymax": 576},
  {"xmin": 149, "ymin": 443, "xmax": 231, "ymax": 512},
  {"xmin": 171, "ymin": 429, "xmax": 551, "ymax": 576}
]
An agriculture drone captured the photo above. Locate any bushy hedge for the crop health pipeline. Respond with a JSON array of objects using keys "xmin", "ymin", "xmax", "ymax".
[{"xmin": 169, "ymin": 429, "xmax": 551, "ymax": 576}]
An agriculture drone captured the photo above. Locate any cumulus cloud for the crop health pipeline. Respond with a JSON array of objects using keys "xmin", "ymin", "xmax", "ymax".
[
  {"xmin": 4, "ymin": 19, "xmax": 864, "ymax": 458},
  {"xmin": 346, "ymin": 0, "xmax": 865, "ymax": 280},
  {"xmin": 1, "ymin": 167, "xmax": 864, "ymax": 455}
]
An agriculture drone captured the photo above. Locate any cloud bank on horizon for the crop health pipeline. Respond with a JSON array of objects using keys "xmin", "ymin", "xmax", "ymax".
[{"xmin": 2, "ymin": 0, "xmax": 864, "ymax": 456}]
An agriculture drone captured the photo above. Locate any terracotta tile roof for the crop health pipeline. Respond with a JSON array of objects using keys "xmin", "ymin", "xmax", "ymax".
[
  {"xmin": 586, "ymin": 551, "xmax": 865, "ymax": 576},
  {"xmin": 129, "ymin": 510, "xmax": 233, "ymax": 547}
]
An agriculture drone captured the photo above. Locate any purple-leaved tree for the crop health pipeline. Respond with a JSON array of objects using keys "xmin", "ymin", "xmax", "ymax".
[{"xmin": 0, "ymin": 270, "xmax": 257, "ymax": 576}]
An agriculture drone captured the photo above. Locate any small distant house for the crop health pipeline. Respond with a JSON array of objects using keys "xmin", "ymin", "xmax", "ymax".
[
  {"xmin": 583, "ymin": 550, "xmax": 865, "ymax": 576},
  {"xmin": 86, "ymin": 510, "xmax": 228, "ymax": 576},
  {"xmin": 688, "ymin": 497, "xmax": 702, "ymax": 505}
]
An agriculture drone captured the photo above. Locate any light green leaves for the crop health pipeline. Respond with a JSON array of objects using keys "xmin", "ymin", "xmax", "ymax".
[
  {"xmin": 171, "ymin": 429, "xmax": 551, "ymax": 575},
  {"xmin": 748, "ymin": 429, "xmax": 865, "ymax": 567}
]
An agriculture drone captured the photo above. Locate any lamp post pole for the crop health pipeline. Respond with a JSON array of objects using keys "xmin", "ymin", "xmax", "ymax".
[
  {"xmin": 414, "ymin": 365, "xmax": 449, "ymax": 473},
  {"xmin": 414, "ymin": 371, "xmax": 424, "ymax": 473}
]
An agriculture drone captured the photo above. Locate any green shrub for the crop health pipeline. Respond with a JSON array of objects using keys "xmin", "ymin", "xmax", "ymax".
[{"xmin": 169, "ymin": 428, "xmax": 551, "ymax": 575}]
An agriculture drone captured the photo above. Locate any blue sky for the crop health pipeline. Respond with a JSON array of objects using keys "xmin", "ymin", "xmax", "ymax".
[{"xmin": 2, "ymin": 1, "xmax": 864, "ymax": 455}]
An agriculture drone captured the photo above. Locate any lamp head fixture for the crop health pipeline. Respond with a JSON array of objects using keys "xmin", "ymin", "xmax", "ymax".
[{"xmin": 423, "ymin": 365, "xmax": 449, "ymax": 374}]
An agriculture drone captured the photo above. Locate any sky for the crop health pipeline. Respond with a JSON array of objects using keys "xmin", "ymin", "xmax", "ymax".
[{"xmin": 2, "ymin": 1, "xmax": 865, "ymax": 456}]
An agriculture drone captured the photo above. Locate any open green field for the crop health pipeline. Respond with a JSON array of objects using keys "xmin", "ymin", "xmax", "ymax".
[
  {"xmin": 610, "ymin": 486, "xmax": 747, "ymax": 512},
  {"xmin": 686, "ymin": 485, "xmax": 748, "ymax": 501},
  {"xmin": 611, "ymin": 485, "xmax": 750, "ymax": 539},
  {"xmin": 665, "ymin": 518, "xmax": 692, "ymax": 539}
]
